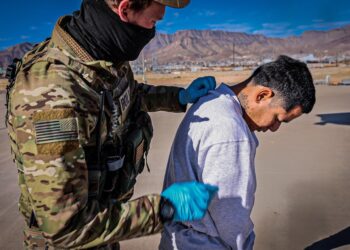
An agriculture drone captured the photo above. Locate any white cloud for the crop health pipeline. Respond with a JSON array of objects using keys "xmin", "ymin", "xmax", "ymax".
[
  {"xmin": 157, "ymin": 29, "xmax": 171, "ymax": 34},
  {"xmin": 262, "ymin": 22, "xmax": 290, "ymax": 29},
  {"xmin": 165, "ymin": 22, "xmax": 174, "ymax": 27},
  {"xmin": 30, "ymin": 26, "xmax": 38, "ymax": 30},
  {"xmin": 253, "ymin": 23, "xmax": 294, "ymax": 37},
  {"xmin": 21, "ymin": 35, "xmax": 30, "ymax": 40},
  {"xmin": 253, "ymin": 29, "xmax": 296, "ymax": 37},
  {"xmin": 208, "ymin": 23, "xmax": 253, "ymax": 33},
  {"xmin": 197, "ymin": 10, "xmax": 216, "ymax": 17},
  {"xmin": 173, "ymin": 12, "xmax": 179, "ymax": 17},
  {"xmin": 0, "ymin": 38, "xmax": 10, "ymax": 42}
]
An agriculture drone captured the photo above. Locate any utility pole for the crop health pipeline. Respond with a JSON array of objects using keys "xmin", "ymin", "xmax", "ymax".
[
  {"xmin": 336, "ymin": 53, "xmax": 339, "ymax": 67},
  {"xmin": 152, "ymin": 54, "xmax": 157, "ymax": 72},
  {"xmin": 232, "ymin": 41, "xmax": 235, "ymax": 67},
  {"xmin": 142, "ymin": 50, "xmax": 147, "ymax": 83}
]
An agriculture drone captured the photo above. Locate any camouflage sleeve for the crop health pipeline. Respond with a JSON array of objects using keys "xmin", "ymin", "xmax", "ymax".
[
  {"xmin": 136, "ymin": 82, "xmax": 187, "ymax": 112},
  {"xmin": 9, "ymin": 62, "xmax": 163, "ymax": 248}
]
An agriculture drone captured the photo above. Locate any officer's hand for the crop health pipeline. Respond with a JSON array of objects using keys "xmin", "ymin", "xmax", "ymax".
[
  {"xmin": 161, "ymin": 181, "xmax": 218, "ymax": 221},
  {"xmin": 179, "ymin": 76, "xmax": 216, "ymax": 105}
]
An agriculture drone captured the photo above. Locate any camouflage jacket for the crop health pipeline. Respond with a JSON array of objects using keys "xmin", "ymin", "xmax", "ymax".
[{"xmin": 7, "ymin": 16, "xmax": 185, "ymax": 249}]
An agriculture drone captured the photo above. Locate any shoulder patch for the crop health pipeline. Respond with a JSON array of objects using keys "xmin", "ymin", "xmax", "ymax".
[{"xmin": 33, "ymin": 109, "xmax": 79, "ymax": 145}]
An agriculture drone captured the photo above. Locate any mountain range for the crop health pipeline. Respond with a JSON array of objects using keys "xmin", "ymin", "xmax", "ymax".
[
  {"xmin": 141, "ymin": 25, "xmax": 350, "ymax": 65},
  {"xmin": 1, "ymin": 25, "xmax": 349, "ymax": 69},
  {"xmin": 0, "ymin": 42, "xmax": 33, "ymax": 69}
]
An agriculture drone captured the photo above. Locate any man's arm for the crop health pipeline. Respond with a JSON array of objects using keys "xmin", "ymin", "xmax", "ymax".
[
  {"xmin": 201, "ymin": 140, "xmax": 256, "ymax": 249},
  {"xmin": 136, "ymin": 82, "xmax": 187, "ymax": 112},
  {"xmin": 136, "ymin": 76, "xmax": 216, "ymax": 112}
]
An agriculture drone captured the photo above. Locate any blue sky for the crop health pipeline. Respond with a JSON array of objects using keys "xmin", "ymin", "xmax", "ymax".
[{"xmin": 1, "ymin": 0, "xmax": 349, "ymax": 50}]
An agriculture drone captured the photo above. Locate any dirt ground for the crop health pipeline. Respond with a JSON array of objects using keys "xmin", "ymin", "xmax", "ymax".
[
  {"xmin": 134, "ymin": 64, "xmax": 350, "ymax": 87},
  {"xmin": 0, "ymin": 81, "xmax": 350, "ymax": 249},
  {"xmin": 1, "ymin": 64, "xmax": 349, "ymax": 91}
]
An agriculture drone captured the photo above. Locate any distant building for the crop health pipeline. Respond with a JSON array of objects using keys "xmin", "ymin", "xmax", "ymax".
[
  {"xmin": 233, "ymin": 67, "xmax": 244, "ymax": 71},
  {"xmin": 315, "ymin": 75, "xmax": 331, "ymax": 85},
  {"xmin": 190, "ymin": 67, "xmax": 198, "ymax": 72},
  {"xmin": 299, "ymin": 54, "xmax": 319, "ymax": 63},
  {"xmin": 321, "ymin": 56, "xmax": 337, "ymax": 64},
  {"xmin": 341, "ymin": 79, "xmax": 350, "ymax": 85},
  {"xmin": 261, "ymin": 58, "xmax": 273, "ymax": 64}
]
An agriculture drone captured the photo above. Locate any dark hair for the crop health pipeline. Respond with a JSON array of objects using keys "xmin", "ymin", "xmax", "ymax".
[
  {"xmin": 251, "ymin": 55, "xmax": 316, "ymax": 113},
  {"xmin": 129, "ymin": 0, "xmax": 153, "ymax": 11},
  {"xmin": 105, "ymin": 0, "xmax": 153, "ymax": 12}
]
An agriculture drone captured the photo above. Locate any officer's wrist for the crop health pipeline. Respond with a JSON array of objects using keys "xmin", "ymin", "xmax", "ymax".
[
  {"xmin": 159, "ymin": 196, "xmax": 175, "ymax": 223},
  {"xmin": 178, "ymin": 89, "xmax": 188, "ymax": 106}
]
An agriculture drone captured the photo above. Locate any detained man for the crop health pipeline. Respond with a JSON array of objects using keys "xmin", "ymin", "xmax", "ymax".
[{"xmin": 159, "ymin": 55, "xmax": 316, "ymax": 250}]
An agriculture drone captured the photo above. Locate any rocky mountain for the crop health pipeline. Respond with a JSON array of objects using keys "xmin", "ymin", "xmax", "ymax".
[
  {"xmin": 0, "ymin": 42, "xmax": 32, "ymax": 69},
  {"xmin": 140, "ymin": 25, "xmax": 350, "ymax": 65},
  {"xmin": 0, "ymin": 25, "xmax": 349, "ymax": 70}
]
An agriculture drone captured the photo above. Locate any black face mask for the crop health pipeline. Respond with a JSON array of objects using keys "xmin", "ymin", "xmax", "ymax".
[{"xmin": 65, "ymin": 0, "xmax": 156, "ymax": 63}]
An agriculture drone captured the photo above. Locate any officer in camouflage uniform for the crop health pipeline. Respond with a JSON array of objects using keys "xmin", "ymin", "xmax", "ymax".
[{"xmin": 6, "ymin": 0, "xmax": 218, "ymax": 249}]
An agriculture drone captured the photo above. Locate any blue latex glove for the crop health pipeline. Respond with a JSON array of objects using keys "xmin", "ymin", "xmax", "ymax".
[
  {"xmin": 161, "ymin": 181, "xmax": 218, "ymax": 221},
  {"xmin": 179, "ymin": 76, "xmax": 216, "ymax": 105}
]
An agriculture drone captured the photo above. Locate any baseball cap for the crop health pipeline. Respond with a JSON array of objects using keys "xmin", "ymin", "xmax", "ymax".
[{"xmin": 154, "ymin": 0, "xmax": 190, "ymax": 8}]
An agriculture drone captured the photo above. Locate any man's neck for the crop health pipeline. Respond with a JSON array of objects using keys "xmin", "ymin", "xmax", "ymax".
[
  {"xmin": 229, "ymin": 81, "xmax": 255, "ymax": 131},
  {"xmin": 229, "ymin": 80, "xmax": 249, "ymax": 105}
]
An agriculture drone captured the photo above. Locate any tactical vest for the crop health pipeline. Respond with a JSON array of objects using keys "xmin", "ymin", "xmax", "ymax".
[{"xmin": 6, "ymin": 39, "xmax": 153, "ymax": 209}]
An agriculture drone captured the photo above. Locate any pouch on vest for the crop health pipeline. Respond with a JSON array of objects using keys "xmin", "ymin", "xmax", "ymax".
[
  {"xmin": 103, "ymin": 144, "xmax": 124, "ymax": 193},
  {"xmin": 116, "ymin": 111, "xmax": 153, "ymax": 197},
  {"xmin": 120, "ymin": 127, "xmax": 144, "ymax": 193},
  {"xmin": 84, "ymin": 145, "xmax": 106, "ymax": 200}
]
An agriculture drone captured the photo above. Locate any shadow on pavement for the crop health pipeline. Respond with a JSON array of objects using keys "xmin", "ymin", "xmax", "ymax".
[
  {"xmin": 304, "ymin": 226, "xmax": 350, "ymax": 249},
  {"xmin": 315, "ymin": 112, "xmax": 350, "ymax": 126}
]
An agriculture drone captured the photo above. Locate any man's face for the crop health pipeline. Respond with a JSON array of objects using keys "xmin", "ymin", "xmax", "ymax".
[
  {"xmin": 127, "ymin": 1, "xmax": 165, "ymax": 29},
  {"xmin": 243, "ymin": 90, "xmax": 303, "ymax": 132}
]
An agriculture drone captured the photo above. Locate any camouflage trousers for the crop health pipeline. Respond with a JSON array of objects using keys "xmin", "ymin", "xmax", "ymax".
[{"xmin": 24, "ymin": 226, "xmax": 120, "ymax": 250}]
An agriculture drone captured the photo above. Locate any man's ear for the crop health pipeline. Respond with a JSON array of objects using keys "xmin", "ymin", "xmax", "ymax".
[
  {"xmin": 116, "ymin": 0, "xmax": 130, "ymax": 22},
  {"xmin": 256, "ymin": 87, "xmax": 274, "ymax": 103}
]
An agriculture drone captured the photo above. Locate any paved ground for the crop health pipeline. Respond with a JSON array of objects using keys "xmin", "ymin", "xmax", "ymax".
[{"xmin": 1, "ymin": 85, "xmax": 350, "ymax": 250}]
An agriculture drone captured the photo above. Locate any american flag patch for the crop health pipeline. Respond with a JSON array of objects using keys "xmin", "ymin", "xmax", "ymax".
[
  {"xmin": 34, "ymin": 118, "xmax": 79, "ymax": 144},
  {"xmin": 135, "ymin": 139, "xmax": 145, "ymax": 165}
]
